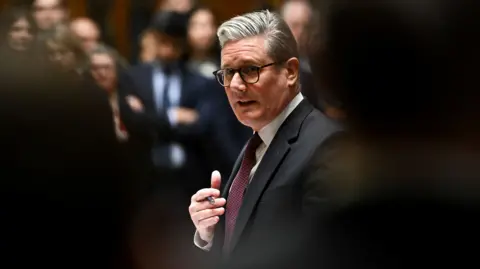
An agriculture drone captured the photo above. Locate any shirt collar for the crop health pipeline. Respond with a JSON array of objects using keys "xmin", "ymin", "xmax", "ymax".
[
  {"xmin": 152, "ymin": 60, "xmax": 180, "ymax": 74},
  {"xmin": 257, "ymin": 92, "xmax": 304, "ymax": 147}
]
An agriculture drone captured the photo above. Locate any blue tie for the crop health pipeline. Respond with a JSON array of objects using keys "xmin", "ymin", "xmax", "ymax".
[
  {"xmin": 152, "ymin": 65, "xmax": 185, "ymax": 169},
  {"xmin": 162, "ymin": 65, "xmax": 172, "ymax": 109}
]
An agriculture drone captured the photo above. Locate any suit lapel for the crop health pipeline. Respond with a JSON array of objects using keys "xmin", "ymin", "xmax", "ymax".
[{"xmin": 228, "ymin": 99, "xmax": 314, "ymax": 251}]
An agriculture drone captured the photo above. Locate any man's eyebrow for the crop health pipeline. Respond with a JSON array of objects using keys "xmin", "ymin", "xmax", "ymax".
[{"xmin": 221, "ymin": 60, "xmax": 260, "ymax": 69}]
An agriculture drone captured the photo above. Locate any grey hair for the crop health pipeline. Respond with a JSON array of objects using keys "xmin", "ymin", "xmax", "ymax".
[
  {"xmin": 89, "ymin": 43, "xmax": 129, "ymax": 70},
  {"xmin": 217, "ymin": 10, "xmax": 299, "ymax": 63},
  {"xmin": 89, "ymin": 43, "xmax": 115, "ymax": 58}
]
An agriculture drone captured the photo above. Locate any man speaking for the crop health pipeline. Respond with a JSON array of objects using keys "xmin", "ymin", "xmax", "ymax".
[{"xmin": 188, "ymin": 10, "xmax": 342, "ymax": 268}]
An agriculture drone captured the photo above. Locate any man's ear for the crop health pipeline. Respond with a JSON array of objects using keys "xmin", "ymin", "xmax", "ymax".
[{"xmin": 284, "ymin": 57, "xmax": 300, "ymax": 87}]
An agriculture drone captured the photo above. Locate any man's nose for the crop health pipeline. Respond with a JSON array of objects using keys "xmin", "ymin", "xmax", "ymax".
[{"xmin": 229, "ymin": 72, "xmax": 246, "ymax": 91}]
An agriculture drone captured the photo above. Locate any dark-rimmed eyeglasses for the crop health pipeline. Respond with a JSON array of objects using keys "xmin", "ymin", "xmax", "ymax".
[{"xmin": 212, "ymin": 62, "xmax": 277, "ymax": 87}]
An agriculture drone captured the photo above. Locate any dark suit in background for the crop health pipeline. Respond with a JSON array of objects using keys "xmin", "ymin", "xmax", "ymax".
[
  {"xmin": 119, "ymin": 62, "xmax": 214, "ymax": 194},
  {"xmin": 118, "ymin": 61, "xmax": 220, "ymax": 269}
]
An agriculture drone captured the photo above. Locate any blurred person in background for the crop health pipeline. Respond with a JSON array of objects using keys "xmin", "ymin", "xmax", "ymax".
[
  {"xmin": 185, "ymin": 5, "xmax": 251, "ymax": 183},
  {"xmin": 286, "ymin": 0, "xmax": 480, "ymax": 268},
  {"xmin": 44, "ymin": 24, "xmax": 113, "ymax": 129},
  {"xmin": 70, "ymin": 17, "xmax": 129, "ymax": 70},
  {"xmin": 118, "ymin": 10, "xmax": 217, "ymax": 269},
  {"xmin": 89, "ymin": 44, "xmax": 128, "ymax": 143},
  {"xmin": 44, "ymin": 23, "xmax": 87, "ymax": 74},
  {"xmin": 31, "ymin": 0, "xmax": 68, "ymax": 38},
  {"xmin": 279, "ymin": 0, "xmax": 343, "ymax": 119},
  {"xmin": 88, "ymin": 46, "xmax": 150, "ymax": 266},
  {"xmin": 138, "ymin": 28, "xmax": 158, "ymax": 63},
  {"xmin": 120, "ymin": 10, "xmax": 213, "ymax": 197},
  {"xmin": 280, "ymin": 0, "xmax": 311, "ymax": 72},
  {"xmin": 157, "ymin": 0, "xmax": 194, "ymax": 13},
  {"xmin": 69, "ymin": 16, "xmax": 99, "ymax": 53},
  {"xmin": 186, "ymin": 6, "xmax": 219, "ymax": 78},
  {"xmin": 0, "ymin": 5, "xmax": 36, "ymax": 59},
  {"xmin": 0, "ymin": 46, "xmax": 132, "ymax": 269}
]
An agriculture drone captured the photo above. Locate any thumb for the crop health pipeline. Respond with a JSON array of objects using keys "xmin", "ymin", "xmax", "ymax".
[{"xmin": 211, "ymin": 170, "xmax": 221, "ymax": 190}]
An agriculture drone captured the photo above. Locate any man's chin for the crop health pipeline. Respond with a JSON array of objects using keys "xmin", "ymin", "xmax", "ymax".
[{"xmin": 237, "ymin": 115, "xmax": 265, "ymax": 130}]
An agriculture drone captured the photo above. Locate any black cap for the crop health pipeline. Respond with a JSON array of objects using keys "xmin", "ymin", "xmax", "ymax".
[{"xmin": 151, "ymin": 11, "xmax": 189, "ymax": 39}]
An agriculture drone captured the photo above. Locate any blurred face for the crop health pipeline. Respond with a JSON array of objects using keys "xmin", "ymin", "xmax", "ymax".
[
  {"xmin": 161, "ymin": 0, "xmax": 192, "ymax": 12},
  {"xmin": 90, "ymin": 53, "xmax": 116, "ymax": 92},
  {"xmin": 32, "ymin": 0, "xmax": 67, "ymax": 31},
  {"xmin": 188, "ymin": 9, "xmax": 216, "ymax": 52},
  {"xmin": 70, "ymin": 20, "xmax": 100, "ymax": 53},
  {"xmin": 283, "ymin": 2, "xmax": 311, "ymax": 51},
  {"xmin": 220, "ymin": 36, "xmax": 298, "ymax": 131},
  {"xmin": 8, "ymin": 17, "xmax": 34, "ymax": 51},
  {"xmin": 47, "ymin": 40, "xmax": 75, "ymax": 70},
  {"xmin": 140, "ymin": 31, "xmax": 158, "ymax": 63},
  {"xmin": 155, "ymin": 32, "xmax": 182, "ymax": 62}
]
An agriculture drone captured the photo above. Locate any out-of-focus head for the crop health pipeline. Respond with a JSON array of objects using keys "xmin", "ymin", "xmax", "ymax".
[
  {"xmin": 138, "ymin": 29, "xmax": 158, "ymax": 63},
  {"xmin": 159, "ymin": 0, "xmax": 194, "ymax": 13},
  {"xmin": 45, "ymin": 24, "xmax": 86, "ymax": 71},
  {"xmin": 215, "ymin": 10, "xmax": 300, "ymax": 131},
  {"xmin": 280, "ymin": 0, "xmax": 312, "ymax": 53},
  {"xmin": 309, "ymin": 0, "xmax": 480, "ymax": 140},
  {"xmin": 0, "ymin": 6, "xmax": 36, "ymax": 51},
  {"xmin": 151, "ymin": 11, "xmax": 189, "ymax": 63},
  {"xmin": 69, "ymin": 17, "xmax": 100, "ymax": 53},
  {"xmin": 89, "ymin": 45, "xmax": 117, "ymax": 92},
  {"xmin": 32, "ymin": 0, "xmax": 68, "ymax": 31},
  {"xmin": 187, "ymin": 7, "xmax": 216, "ymax": 53}
]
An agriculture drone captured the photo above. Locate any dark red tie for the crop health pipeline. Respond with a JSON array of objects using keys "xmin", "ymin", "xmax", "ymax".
[{"xmin": 223, "ymin": 133, "xmax": 262, "ymax": 252}]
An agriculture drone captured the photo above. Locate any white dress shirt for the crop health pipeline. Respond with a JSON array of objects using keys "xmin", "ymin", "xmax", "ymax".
[
  {"xmin": 194, "ymin": 92, "xmax": 304, "ymax": 251},
  {"xmin": 152, "ymin": 65, "xmax": 185, "ymax": 168}
]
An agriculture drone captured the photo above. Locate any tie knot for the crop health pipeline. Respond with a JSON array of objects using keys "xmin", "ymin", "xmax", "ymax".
[{"xmin": 246, "ymin": 132, "xmax": 262, "ymax": 155}]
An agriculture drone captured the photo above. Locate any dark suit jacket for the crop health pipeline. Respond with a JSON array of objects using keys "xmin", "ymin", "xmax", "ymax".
[
  {"xmin": 207, "ymin": 99, "xmax": 343, "ymax": 268},
  {"xmin": 118, "ymin": 62, "xmax": 215, "ymax": 189}
]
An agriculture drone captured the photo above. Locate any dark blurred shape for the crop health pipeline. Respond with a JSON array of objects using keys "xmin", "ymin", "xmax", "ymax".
[
  {"xmin": 0, "ymin": 58, "xmax": 132, "ymax": 269},
  {"xmin": 308, "ymin": 0, "xmax": 480, "ymax": 138},
  {"xmin": 297, "ymin": 0, "xmax": 480, "ymax": 268},
  {"xmin": 151, "ymin": 10, "xmax": 189, "ymax": 40}
]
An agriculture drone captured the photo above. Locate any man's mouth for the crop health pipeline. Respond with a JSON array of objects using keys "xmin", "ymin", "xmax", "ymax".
[{"xmin": 237, "ymin": 100, "xmax": 257, "ymax": 106}]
